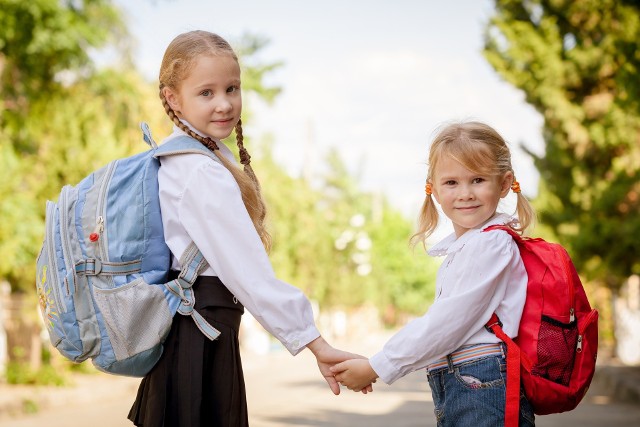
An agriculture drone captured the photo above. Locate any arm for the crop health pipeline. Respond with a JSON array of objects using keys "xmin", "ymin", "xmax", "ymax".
[
  {"xmin": 306, "ymin": 337, "xmax": 374, "ymax": 395},
  {"xmin": 369, "ymin": 231, "xmax": 523, "ymax": 384},
  {"xmin": 176, "ymin": 158, "xmax": 320, "ymax": 354},
  {"xmin": 331, "ymin": 359, "xmax": 379, "ymax": 393}
]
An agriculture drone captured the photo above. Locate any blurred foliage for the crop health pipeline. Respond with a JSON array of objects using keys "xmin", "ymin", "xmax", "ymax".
[
  {"xmin": 257, "ymin": 144, "xmax": 437, "ymax": 320},
  {"xmin": 0, "ymin": 0, "xmax": 437, "ymax": 321},
  {"xmin": 0, "ymin": 0, "xmax": 164, "ymax": 291},
  {"xmin": 485, "ymin": 0, "xmax": 640, "ymax": 291}
]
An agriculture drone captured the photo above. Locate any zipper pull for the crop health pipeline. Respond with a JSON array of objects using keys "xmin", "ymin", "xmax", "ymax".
[
  {"xmin": 89, "ymin": 216, "xmax": 104, "ymax": 243},
  {"xmin": 570, "ymin": 307, "xmax": 575, "ymax": 323},
  {"xmin": 576, "ymin": 334, "xmax": 583, "ymax": 353}
]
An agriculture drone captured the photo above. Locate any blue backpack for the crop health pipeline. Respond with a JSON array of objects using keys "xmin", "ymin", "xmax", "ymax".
[{"xmin": 36, "ymin": 123, "xmax": 220, "ymax": 377}]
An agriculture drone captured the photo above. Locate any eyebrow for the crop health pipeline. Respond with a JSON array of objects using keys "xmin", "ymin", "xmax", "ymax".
[{"xmin": 194, "ymin": 78, "xmax": 241, "ymax": 90}]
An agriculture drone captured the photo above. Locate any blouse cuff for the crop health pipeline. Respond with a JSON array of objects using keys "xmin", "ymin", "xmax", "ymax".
[
  {"xmin": 283, "ymin": 326, "xmax": 321, "ymax": 356},
  {"xmin": 369, "ymin": 351, "xmax": 403, "ymax": 384}
]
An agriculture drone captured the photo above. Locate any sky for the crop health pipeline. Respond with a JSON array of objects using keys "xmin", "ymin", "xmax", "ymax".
[{"xmin": 114, "ymin": 0, "xmax": 544, "ymax": 226}]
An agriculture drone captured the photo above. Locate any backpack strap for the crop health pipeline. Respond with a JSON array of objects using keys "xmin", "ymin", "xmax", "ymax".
[
  {"xmin": 483, "ymin": 224, "xmax": 522, "ymax": 241},
  {"xmin": 140, "ymin": 122, "xmax": 158, "ymax": 149},
  {"xmin": 484, "ymin": 224, "xmax": 522, "ymax": 426},
  {"xmin": 153, "ymin": 134, "xmax": 222, "ymax": 164},
  {"xmin": 485, "ymin": 314, "xmax": 521, "ymax": 427},
  {"xmin": 164, "ymin": 243, "xmax": 221, "ymax": 341}
]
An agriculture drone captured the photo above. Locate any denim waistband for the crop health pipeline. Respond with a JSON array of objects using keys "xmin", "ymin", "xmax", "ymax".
[{"xmin": 427, "ymin": 343, "xmax": 504, "ymax": 372}]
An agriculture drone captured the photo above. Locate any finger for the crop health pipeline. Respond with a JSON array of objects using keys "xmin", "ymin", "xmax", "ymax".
[
  {"xmin": 330, "ymin": 362, "xmax": 346, "ymax": 373},
  {"xmin": 324, "ymin": 375, "xmax": 341, "ymax": 395}
]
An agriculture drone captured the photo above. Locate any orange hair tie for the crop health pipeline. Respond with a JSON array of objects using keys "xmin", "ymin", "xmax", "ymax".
[
  {"xmin": 511, "ymin": 180, "xmax": 521, "ymax": 193},
  {"xmin": 425, "ymin": 182, "xmax": 433, "ymax": 196}
]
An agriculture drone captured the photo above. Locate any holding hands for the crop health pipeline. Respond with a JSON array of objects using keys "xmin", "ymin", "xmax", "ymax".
[
  {"xmin": 330, "ymin": 358, "xmax": 379, "ymax": 393},
  {"xmin": 306, "ymin": 337, "xmax": 375, "ymax": 395}
]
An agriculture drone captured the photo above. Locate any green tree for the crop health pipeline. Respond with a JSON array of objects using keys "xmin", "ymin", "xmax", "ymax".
[
  {"xmin": 484, "ymin": 0, "xmax": 640, "ymax": 291},
  {"xmin": 258, "ymin": 144, "xmax": 437, "ymax": 320},
  {"xmin": 0, "ymin": 0, "xmax": 136, "ymax": 292}
]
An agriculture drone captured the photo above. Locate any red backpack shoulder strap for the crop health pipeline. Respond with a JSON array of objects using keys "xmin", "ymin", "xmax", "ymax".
[
  {"xmin": 483, "ymin": 224, "xmax": 523, "ymax": 241},
  {"xmin": 483, "ymin": 225, "xmax": 524, "ymax": 427},
  {"xmin": 486, "ymin": 314, "xmax": 521, "ymax": 427}
]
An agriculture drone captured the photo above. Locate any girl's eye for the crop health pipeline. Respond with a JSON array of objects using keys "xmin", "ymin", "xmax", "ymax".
[
  {"xmin": 227, "ymin": 85, "xmax": 240, "ymax": 94},
  {"xmin": 473, "ymin": 178, "xmax": 486, "ymax": 184},
  {"xmin": 200, "ymin": 89, "xmax": 212, "ymax": 96},
  {"xmin": 444, "ymin": 180, "xmax": 456, "ymax": 186}
]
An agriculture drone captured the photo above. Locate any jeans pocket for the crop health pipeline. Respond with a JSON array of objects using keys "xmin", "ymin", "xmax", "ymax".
[{"xmin": 455, "ymin": 356, "xmax": 505, "ymax": 389}]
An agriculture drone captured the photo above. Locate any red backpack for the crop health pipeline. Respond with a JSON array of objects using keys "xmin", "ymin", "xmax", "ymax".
[{"xmin": 483, "ymin": 225, "xmax": 599, "ymax": 426}]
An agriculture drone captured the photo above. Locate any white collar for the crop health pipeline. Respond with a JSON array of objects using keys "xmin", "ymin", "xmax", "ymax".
[{"xmin": 427, "ymin": 213, "xmax": 514, "ymax": 257}]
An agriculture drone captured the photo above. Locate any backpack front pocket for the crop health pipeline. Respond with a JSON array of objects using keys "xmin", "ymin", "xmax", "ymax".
[
  {"xmin": 93, "ymin": 278, "xmax": 173, "ymax": 361},
  {"xmin": 532, "ymin": 315, "xmax": 578, "ymax": 386}
]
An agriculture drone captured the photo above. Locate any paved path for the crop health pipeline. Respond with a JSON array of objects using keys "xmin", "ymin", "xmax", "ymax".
[{"xmin": 1, "ymin": 333, "xmax": 639, "ymax": 426}]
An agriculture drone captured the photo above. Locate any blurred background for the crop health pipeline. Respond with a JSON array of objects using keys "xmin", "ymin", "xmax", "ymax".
[{"xmin": 0, "ymin": 0, "xmax": 639, "ymax": 418}]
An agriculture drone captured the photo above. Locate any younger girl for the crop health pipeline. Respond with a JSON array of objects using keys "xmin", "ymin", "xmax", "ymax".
[
  {"xmin": 331, "ymin": 121, "xmax": 536, "ymax": 426},
  {"xmin": 128, "ymin": 30, "xmax": 367, "ymax": 427}
]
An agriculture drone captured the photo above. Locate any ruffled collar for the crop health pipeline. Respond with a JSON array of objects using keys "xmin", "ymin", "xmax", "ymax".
[{"xmin": 427, "ymin": 213, "xmax": 514, "ymax": 257}]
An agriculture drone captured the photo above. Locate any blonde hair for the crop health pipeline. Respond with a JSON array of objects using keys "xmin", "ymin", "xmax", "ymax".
[
  {"xmin": 159, "ymin": 30, "xmax": 271, "ymax": 250},
  {"xmin": 411, "ymin": 121, "xmax": 535, "ymax": 247}
]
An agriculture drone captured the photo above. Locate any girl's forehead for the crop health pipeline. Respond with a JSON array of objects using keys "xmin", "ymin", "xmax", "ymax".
[{"xmin": 431, "ymin": 153, "xmax": 494, "ymax": 178}]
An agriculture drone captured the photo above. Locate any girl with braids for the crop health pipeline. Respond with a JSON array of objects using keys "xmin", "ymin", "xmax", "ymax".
[
  {"xmin": 128, "ymin": 30, "xmax": 370, "ymax": 427},
  {"xmin": 331, "ymin": 121, "xmax": 537, "ymax": 427}
]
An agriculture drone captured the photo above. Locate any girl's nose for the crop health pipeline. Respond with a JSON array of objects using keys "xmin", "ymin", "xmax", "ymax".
[
  {"xmin": 214, "ymin": 97, "xmax": 233, "ymax": 112},
  {"xmin": 458, "ymin": 185, "xmax": 475, "ymax": 200}
]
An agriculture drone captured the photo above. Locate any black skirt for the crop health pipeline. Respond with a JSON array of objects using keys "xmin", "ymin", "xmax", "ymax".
[{"xmin": 128, "ymin": 274, "xmax": 247, "ymax": 427}]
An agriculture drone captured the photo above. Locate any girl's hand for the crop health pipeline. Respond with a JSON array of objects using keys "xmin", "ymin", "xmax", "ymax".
[
  {"xmin": 306, "ymin": 336, "xmax": 373, "ymax": 395},
  {"xmin": 331, "ymin": 359, "xmax": 378, "ymax": 392}
]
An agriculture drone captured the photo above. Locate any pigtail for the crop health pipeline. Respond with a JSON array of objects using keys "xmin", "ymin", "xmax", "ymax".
[
  {"xmin": 410, "ymin": 180, "xmax": 440, "ymax": 248},
  {"xmin": 509, "ymin": 177, "xmax": 536, "ymax": 235}
]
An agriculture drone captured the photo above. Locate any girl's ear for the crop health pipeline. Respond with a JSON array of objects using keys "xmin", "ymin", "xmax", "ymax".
[
  {"xmin": 430, "ymin": 180, "xmax": 441, "ymax": 204},
  {"xmin": 162, "ymin": 87, "xmax": 181, "ymax": 113},
  {"xmin": 500, "ymin": 171, "xmax": 514, "ymax": 198}
]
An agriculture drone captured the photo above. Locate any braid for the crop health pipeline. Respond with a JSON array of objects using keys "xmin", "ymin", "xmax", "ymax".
[
  {"xmin": 159, "ymin": 87, "xmax": 219, "ymax": 151},
  {"xmin": 235, "ymin": 120, "xmax": 267, "ymax": 222},
  {"xmin": 158, "ymin": 87, "xmax": 271, "ymax": 249}
]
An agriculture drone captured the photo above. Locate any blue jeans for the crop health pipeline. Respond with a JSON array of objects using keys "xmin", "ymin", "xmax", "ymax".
[{"xmin": 426, "ymin": 349, "xmax": 535, "ymax": 427}]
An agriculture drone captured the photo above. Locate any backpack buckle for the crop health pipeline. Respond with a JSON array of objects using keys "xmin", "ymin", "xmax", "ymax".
[
  {"xmin": 75, "ymin": 259, "xmax": 103, "ymax": 275},
  {"xmin": 485, "ymin": 313, "xmax": 503, "ymax": 334}
]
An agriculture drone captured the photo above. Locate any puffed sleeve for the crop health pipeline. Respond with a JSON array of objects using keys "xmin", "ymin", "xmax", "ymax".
[
  {"xmin": 369, "ymin": 230, "xmax": 521, "ymax": 384},
  {"xmin": 177, "ymin": 159, "xmax": 320, "ymax": 355}
]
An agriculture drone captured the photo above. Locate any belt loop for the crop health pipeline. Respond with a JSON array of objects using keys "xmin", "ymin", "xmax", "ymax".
[{"xmin": 446, "ymin": 354, "xmax": 455, "ymax": 373}]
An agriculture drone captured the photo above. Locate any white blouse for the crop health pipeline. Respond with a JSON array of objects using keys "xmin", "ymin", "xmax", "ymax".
[
  {"xmin": 157, "ymin": 125, "xmax": 320, "ymax": 355},
  {"xmin": 369, "ymin": 213, "xmax": 528, "ymax": 384}
]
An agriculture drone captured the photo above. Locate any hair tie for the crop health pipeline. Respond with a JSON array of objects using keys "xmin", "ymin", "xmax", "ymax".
[
  {"xmin": 425, "ymin": 181, "xmax": 433, "ymax": 196},
  {"xmin": 511, "ymin": 180, "xmax": 521, "ymax": 193}
]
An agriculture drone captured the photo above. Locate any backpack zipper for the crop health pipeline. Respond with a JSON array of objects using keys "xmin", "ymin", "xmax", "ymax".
[
  {"xmin": 59, "ymin": 187, "xmax": 77, "ymax": 296},
  {"xmin": 559, "ymin": 246, "xmax": 576, "ymax": 322},
  {"xmin": 95, "ymin": 162, "xmax": 117, "ymax": 263},
  {"xmin": 576, "ymin": 309, "xmax": 598, "ymax": 353},
  {"xmin": 45, "ymin": 201, "xmax": 65, "ymax": 313}
]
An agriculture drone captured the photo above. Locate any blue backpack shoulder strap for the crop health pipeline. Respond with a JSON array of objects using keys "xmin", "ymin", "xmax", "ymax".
[
  {"xmin": 153, "ymin": 134, "xmax": 222, "ymax": 164},
  {"xmin": 147, "ymin": 129, "xmax": 223, "ymax": 341}
]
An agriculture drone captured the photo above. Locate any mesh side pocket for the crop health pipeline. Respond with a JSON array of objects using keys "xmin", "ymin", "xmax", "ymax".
[
  {"xmin": 94, "ymin": 278, "xmax": 172, "ymax": 361},
  {"xmin": 532, "ymin": 315, "xmax": 578, "ymax": 386}
]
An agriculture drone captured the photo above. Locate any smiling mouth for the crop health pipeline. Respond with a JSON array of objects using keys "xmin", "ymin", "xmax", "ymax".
[{"xmin": 456, "ymin": 206, "xmax": 480, "ymax": 211}]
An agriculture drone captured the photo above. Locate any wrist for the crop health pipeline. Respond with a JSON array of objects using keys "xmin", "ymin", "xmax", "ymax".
[{"xmin": 306, "ymin": 336, "xmax": 329, "ymax": 356}]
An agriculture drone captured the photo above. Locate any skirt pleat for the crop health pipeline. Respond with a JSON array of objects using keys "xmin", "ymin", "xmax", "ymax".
[{"xmin": 128, "ymin": 275, "xmax": 247, "ymax": 427}]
